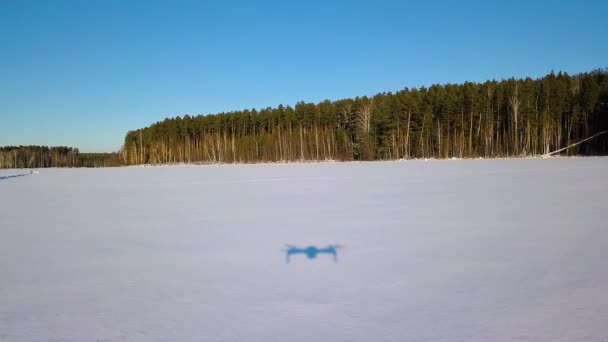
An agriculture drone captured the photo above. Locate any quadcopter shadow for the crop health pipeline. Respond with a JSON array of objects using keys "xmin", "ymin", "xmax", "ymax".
[{"xmin": 283, "ymin": 244, "xmax": 343, "ymax": 263}]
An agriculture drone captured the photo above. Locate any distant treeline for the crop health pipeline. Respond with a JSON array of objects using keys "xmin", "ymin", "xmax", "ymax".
[
  {"xmin": 78, "ymin": 152, "xmax": 123, "ymax": 167},
  {"xmin": 0, "ymin": 146, "xmax": 122, "ymax": 168},
  {"xmin": 123, "ymin": 70, "xmax": 608, "ymax": 165}
]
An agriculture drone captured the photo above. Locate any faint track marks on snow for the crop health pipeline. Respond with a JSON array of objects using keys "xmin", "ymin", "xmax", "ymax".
[
  {"xmin": 0, "ymin": 172, "xmax": 33, "ymax": 181},
  {"xmin": 159, "ymin": 176, "xmax": 355, "ymax": 186}
]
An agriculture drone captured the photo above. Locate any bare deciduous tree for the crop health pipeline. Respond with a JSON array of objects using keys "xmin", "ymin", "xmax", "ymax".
[
  {"xmin": 509, "ymin": 81, "xmax": 521, "ymax": 155},
  {"xmin": 357, "ymin": 100, "xmax": 373, "ymax": 159}
]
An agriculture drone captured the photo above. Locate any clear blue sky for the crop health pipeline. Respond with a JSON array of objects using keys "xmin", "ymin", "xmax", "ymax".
[{"xmin": 1, "ymin": 0, "xmax": 607, "ymax": 152}]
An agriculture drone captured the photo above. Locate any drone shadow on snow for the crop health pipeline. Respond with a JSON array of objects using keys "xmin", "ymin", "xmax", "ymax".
[{"xmin": 283, "ymin": 244, "xmax": 343, "ymax": 263}]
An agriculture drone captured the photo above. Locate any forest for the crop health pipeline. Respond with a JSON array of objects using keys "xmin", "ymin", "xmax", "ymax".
[
  {"xmin": 0, "ymin": 146, "xmax": 122, "ymax": 168},
  {"xmin": 2, "ymin": 70, "xmax": 607, "ymax": 169},
  {"xmin": 123, "ymin": 70, "xmax": 608, "ymax": 165}
]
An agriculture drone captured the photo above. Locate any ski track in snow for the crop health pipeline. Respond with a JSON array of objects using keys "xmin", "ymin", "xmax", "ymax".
[
  {"xmin": 0, "ymin": 172, "xmax": 32, "ymax": 181},
  {"xmin": 1, "ymin": 158, "xmax": 608, "ymax": 341}
]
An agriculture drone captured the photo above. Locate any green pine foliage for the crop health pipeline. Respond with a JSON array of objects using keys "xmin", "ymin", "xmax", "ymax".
[
  {"xmin": 0, "ymin": 146, "xmax": 121, "ymax": 168},
  {"xmin": 0, "ymin": 146, "xmax": 80, "ymax": 168},
  {"xmin": 123, "ymin": 70, "xmax": 608, "ymax": 164}
]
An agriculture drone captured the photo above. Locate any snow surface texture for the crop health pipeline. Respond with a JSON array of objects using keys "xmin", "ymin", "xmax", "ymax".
[{"xmin": 1, "ymin": 158, "xmax": 607, "ymax": 341}]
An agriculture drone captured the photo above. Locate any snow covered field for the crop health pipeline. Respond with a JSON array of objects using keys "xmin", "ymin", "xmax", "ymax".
[{"xmin": 1, "ymin": 158, "xmax": 607, "ymax": 341}]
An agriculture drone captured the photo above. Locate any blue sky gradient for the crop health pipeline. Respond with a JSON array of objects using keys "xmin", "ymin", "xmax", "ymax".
[{"xmin": 1, "ymin": 0, "xmax": 607, "ymax": 152}]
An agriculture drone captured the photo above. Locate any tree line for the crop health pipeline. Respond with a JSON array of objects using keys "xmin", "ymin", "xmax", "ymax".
[
  {"xmin": 123, "ymin": 70, "xmax": 608, "ymax": 165},
  {"xmin": 2, "ymin": 70, "xmax": 607, "ymax": 169},
  {"xmin": 0, "ymin": 146, "xmax": 122, "ymax": 168}
]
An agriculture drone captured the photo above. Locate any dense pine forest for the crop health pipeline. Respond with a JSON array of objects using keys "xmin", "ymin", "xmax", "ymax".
[
  {"xmin": 0, "ymin": 146, "xmax": 122, "ymax": 168},
  {"xmin": 2, "ymin": 70, "xmax": 607, "ymax": 169},
  {"xmin": 123, "ymin": 70, "xmax": 608, "ymax": 165}
]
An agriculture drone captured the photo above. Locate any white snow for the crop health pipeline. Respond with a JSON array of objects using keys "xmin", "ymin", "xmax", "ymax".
[{"xmin": 1, "ymin": 158, "xmax": 607, "ymax": 341}]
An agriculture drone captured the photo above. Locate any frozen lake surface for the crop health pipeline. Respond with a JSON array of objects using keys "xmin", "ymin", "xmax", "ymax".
[{"xmin": 1, "ymin": 158, "xmax": 607, "ymax": 341}]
